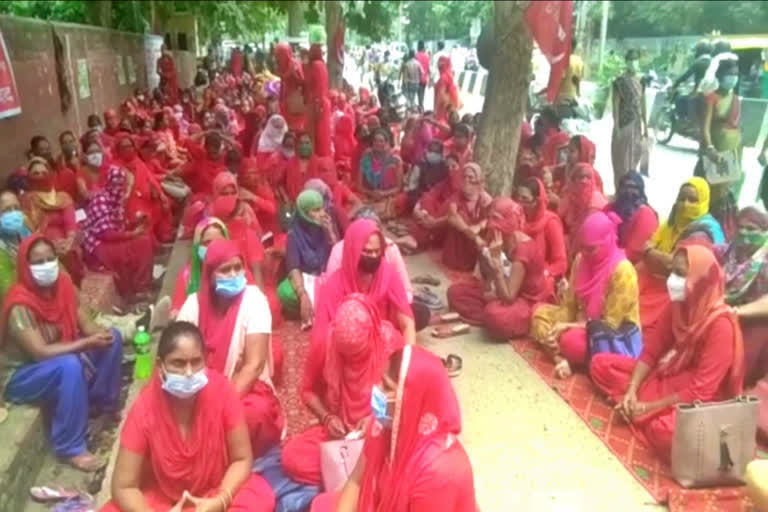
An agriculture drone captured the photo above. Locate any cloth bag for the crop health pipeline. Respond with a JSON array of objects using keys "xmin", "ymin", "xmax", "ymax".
[
  {"xmin": 671, "ymin": 395, "xmax": 759, "ymax": 488},
  {"xmin": 587, "ymin": 321, "xmax": 643, "ymax": 360},
  {"xmin": 319, "ymin": 438, "xmax": 364, "ymax": 492},
  {"xmin": 701, "ymin": 149, "xmax": 741, "ymax": 185}
]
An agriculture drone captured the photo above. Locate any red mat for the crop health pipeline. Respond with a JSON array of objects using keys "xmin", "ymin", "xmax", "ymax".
[
  {"xmin": 273, "ymin": 322, "xmax": 317, "ymax": 437},
  {"xmin": 510, "ymin": 338, "xmax": 764, "ymax": 512}
]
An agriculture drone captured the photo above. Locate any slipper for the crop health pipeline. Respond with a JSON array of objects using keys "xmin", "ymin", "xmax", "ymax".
[
  {"xmin": 431, "ymin": 323, "xmax": 470, "ymax": 338},
  {"xmin": 442, "ymin": 354, "xmax": 463, "ymax": 377},
  {"xmin": 412, "ymin": 275, "xmax": 441, "ymax": 286},
  {"xmin": 67, "ymin": 453, "xmax": 105, "ymax": 473},
  {"xmin": 429, "ymin": 312, "xmax": 460, "ymax": 325},
  {"xmin": 30, "ymin": 486, "xmax": 82, "ymax": 503}
]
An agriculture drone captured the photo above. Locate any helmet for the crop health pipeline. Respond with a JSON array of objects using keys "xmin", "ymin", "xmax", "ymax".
[
  {"xmin": 712, "ymin": 39, "xmax": 732, "ymax": 56},
  {"xmin": 694, "ymin": 40, "xmax": 713, "ymax": 57}
]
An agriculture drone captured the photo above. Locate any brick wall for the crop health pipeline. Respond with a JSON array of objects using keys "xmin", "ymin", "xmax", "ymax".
[{"xmin": 0, "ymin": 15, "xmax": 171, "ymax": 180}]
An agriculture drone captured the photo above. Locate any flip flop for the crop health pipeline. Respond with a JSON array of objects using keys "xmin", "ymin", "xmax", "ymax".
[
  {"xmin": 431, "ymin": 323, "xmax": 470, "ymax": 338},
  {"xmin": 442, "ymin": 354, "xmax": 463, "ymax": 377},
  {"xmin": 429, "ymin": 312, "xmax": 461, "ymax": 325},
  {"xmin": 412, "ymin": 275, "xmax": 441, "ymax": 286},
  {"xmin": 67, "ymin": 453, "xmax": 105, "ymax": 473},
  {"xmin": 30, "ymin": 486, "xmax": 83, "ymax": 503}
]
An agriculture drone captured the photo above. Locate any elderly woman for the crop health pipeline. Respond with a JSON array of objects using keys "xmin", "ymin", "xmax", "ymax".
[
  {"xmin": 102, "ymin": 322, "xmax": 275, "ymax": 512},
  {"xmin": 282, "ymin": 294, "xmax": 404, "ymax": 485},
  {"xmin": 591, "ymin": 245, "xmax": 743, "ymax": 462},
  {"xmin": 531, "ymin": 211, "xmax": 640, "ymax": 379},
  {"xmin": 2, "ymin": 235, "xmax": 122, "ymax": 472},
  {"xmin": 447, "ymin": 199, "xmax": 554, "ymax": 340}
]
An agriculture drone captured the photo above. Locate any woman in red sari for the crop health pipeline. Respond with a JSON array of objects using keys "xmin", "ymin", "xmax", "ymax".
[
  {"xmin": 590, "ymin": 245, "xmax": 744, "ymax": 461},
  {"xmin": 354, "ymin": 88, "xmax": 379, "ymax": 124},
  {"xmin": 82, "ymin": 166, "xmax": 154, "ymax": 302},
  {"xmin": 103, "ymin": 321, "xmax": 275, "ymax": 512},
  {"xmin": 547, "ymin": 135, "xmax": 604, "ymax": 209},
  {"xmin": 558, "ymin": 162, "xmax": 608, "ymax": 255},
  {"xmin": 156, "ymin": 45, "xmax": 179, "ymax": 105},
  {"xmin": 275, "ymin": 43, "xmax": 306, "ymax": 132},
  {"xmin": 442, "ymin": 123, "xmax": 474, "ymax": 168},
  {"xmin": 607, "ymin": 171, "xmax": 659, "ymax": 264},
  {"xmin": 447, "ymin": 198, "xmax": 554, "ymax": 339},
  {"xmin": 54, "ymin": 131, "xmax": 81, "ymax": 202},
  {"xmin": 239, "ymin": 158, "xmax": 281, "ymax": 238},
  {"xmin": 282, "ymin": 294, "xmax": 404, "ymax": 485},
  {"xmin": 358, "ymin": 129, "xmax": 405, "ymax": 220},
  {"xmin": 310, "ymin": 345, "xmax": 477, "ymax": 512},
  {"xmin": 443, "ymin": 162, "xmax": 493, "ymax": 272},
  {"xmin": 180, "ymin": 132, "xmax": 230, "ymax": 197},
  {"xmin": 313, "ymin": 218, "xmax": 415, "ymax": 347},
  {"xmin": 284, "ymin": 133, "xmax": 323, "ymax": 203},
  {"xmin": 21, "ymin": 158, "xmax": 84, "ymax": 285},
  {"xmin": 104, "ymin": 109, "xmax": 121, "ymax": 138},
  {"xmin": 77, "ymin": 139, "xmax": 109, "ymax": 202},
  {"xmin": 434, "ymin": 56, "xmax": 460, "ymax": 124},
  {"xmin": 518, "ymin": 177, "xmax": 568, "ymax": 279},
  {"xmin": 333, "ymin": 114, "xmax": 357, "ymax": 168},
  {"xmin": 305, "ymin": 44, "xmax": 332, "ymax": 157},
  {"xmin": 178, "ymin": 240, "xmax": 284, "ymax": 458}
]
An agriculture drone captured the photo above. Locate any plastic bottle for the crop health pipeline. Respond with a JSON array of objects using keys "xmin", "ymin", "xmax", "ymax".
[{"xmin": 133, "ymin": 325, "xmax": 152, "ymax": 380}]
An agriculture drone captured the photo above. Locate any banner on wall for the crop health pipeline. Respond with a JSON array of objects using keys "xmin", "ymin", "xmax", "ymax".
[{"xmin": 0, "ymin": 28, "xmax": 21, "ymax": 119}]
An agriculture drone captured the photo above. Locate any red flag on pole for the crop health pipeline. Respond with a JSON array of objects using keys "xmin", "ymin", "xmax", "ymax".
[{"xmin": 525, "ymin": 0, "xmax": 574, "ymax": 103}]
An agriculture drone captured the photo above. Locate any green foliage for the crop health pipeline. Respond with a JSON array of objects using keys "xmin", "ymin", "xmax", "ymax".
[
  {"xmin": 0, "ymin": 0, "xmax": 86, "ymax": 23},
  {"xmin": 404, "ymin": 1, "xmax": 491, "ymax": 42},
  {"xmin": 591, "ymin": 52, "xmax": 626, "ymax": 117}
]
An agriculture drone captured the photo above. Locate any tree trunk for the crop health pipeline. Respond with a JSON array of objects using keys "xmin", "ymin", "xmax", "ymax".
[
  {"xmin": 474, "ymin": 0, "xmax": 532, "ymax": 197},
  {"xmin": 287, "ymin": 1, "xmax": 306, "ymax": 38},
  {"xmin": 325, "ymin": 0, "xmax": 343, "ymax": 89}
]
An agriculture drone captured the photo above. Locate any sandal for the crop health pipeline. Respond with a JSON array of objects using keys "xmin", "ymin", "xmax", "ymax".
[
  {"xmin": 412, "ymin": 275, "xmax": 441, "ymax": 286},
  {"xmin": 431, "ymin": 323, "xmax": 470, "ymax": 338},
  {"xmin": 429, "ymin": 312, "xmax": 461, "ymax": 325},
  {"xmin": 67, "ymin": 452, "xmax": 105, "ymax": 473},
  {"xmin": 554, "ymin": 359, "xmax": 572, "ymax": 379},
  {"xmin": 30, "ymin": 486, "xmax": 82, "ymax": 503},
  {"xmin": 442, "ymin": 354, "xmax": 463, "ymax": 377}
]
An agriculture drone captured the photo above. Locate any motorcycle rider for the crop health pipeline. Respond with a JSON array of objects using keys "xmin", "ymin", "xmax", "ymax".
[{"xmin": 670, "ymin": 40, "xmax": 712, "ymax": 123}]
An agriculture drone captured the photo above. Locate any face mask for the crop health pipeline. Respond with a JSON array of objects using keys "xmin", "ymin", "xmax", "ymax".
[
  {"xmin": 215, "ymin": 272, "xmax": 247, "ymax": 298},
  {"xmin": 0, "ymin": 210, "xmax": 25, "ymax": 236},
  {"xmin": 627, "ymin": 59, "xmax": 640, "ymax": 73},
  {"xmin": 197, "ymin": 245, "xmax": 207, "ymax": 261},
  {"xmin": 719, "ymin": 75, "xmax": 738, "ymax": 91},
  {"xmin": 677, "ymin": 201, "xmax": 701, "ymax": 222},
  {"xmin": 666, "ymin": 273, "xmax": 687, "ymax": 302},
  {"xmin": 30, "ymin": 260, "xmax": 59, "ymax": 287},
  {"xmin": 371, "ymin": 385, "xmax": 392, "ymax": 428},
  {"xmin": 86, "ymin": 153, "xmax": 103, "ymax": 167},
  {"xmin": 358, "ymin": 255, "xmax": 382, "ymax": 274},
  {"xmin": 736, "ymin": 229, "xmax": 768, "ymax": 247},
  {"xmin": 161, "ymin": 366, "xmax": 208, "ymax": 399},
  {"xmin": 298, "ymin": 143, "xmax": 313, "ymax": 158},
  {"xmin": 425, "ymin": 152, "xmax": 442, "ymax": 164},
  {"xmin": 282, "ymin": 148, "xmax": 295, "ymax": 159}
]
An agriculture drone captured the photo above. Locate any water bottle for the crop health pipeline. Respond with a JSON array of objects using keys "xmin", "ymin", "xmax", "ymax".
[{"xmin": 133, "ymin": 326, "xmax": 152, "ymax": 380}]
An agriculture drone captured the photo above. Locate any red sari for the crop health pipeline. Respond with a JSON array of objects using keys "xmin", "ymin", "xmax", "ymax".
[
  {"xmin": 99, "ymin": 371, "xmax": 275, "ymax": 512},
  {"xmin": 434, "ymin": 56, "xmax": 459, "ymax": 123},
  {"xmin": 157, "ymin": 53, "xmax": 179, "ymax": 104},
  {"xmin": 306, "ymin": 44, "xmax": 332, "ymax": 157},
  {"xmin": 558, "ymin": 163, "xmax": 608, "ymax": 254},
  {"xmin": 333, "ymin": 114, "xmax": 357, "ymax": 167},
  {"xmin": 181, "ymin": 152, "xmax": 229, "ymax": 197},
  {"xmin": 239, "ymin": 158, "xmax": 281, "ymax": 237},
  {"xmin": 285, "ymin": 155, "xmax": 322, "ymax": 202},
  {"xmin": 275, "ymin": 44, "xmax": 306, "ymax": 132},
  {"xmin": 443, "ymin": 164, "xmax": 492, "ymax": 272},
  {"xmin": 311, "ymin": 346, "xmax": 477, "ymax": 512},
  {"xmin": 551, "ymin": 135, "xmax": 604, "ymax": 195},
  {"xmin": 524, "ymin": 178, "xmax": 568, "ymax": 278},
  {"xmin": 282, "ymin": 294, "xmax": 404, "ymax": 485},
  {"xmin": 590, "ymin": 246, "xmax": 744, "ymax": 461}
]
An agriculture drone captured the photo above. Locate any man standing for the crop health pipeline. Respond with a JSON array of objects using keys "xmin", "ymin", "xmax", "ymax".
[
  {"xmin": 415, "ymin": 41, "xmax": 431, "ymax": 110},
  {"xmin": 402, "ymin": 51, "xmax": 422, "ymax": 109}
]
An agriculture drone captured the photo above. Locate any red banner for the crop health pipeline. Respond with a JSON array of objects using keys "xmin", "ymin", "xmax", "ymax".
[
  {"xmin": 0, "ymin": 28, "xmax": 20, "ymax": 119},
  {"xmin": 525, "ymin": 0, "xmax": 574, "ymax": 103}
]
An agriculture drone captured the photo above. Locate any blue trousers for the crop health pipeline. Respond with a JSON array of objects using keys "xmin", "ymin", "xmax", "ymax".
[
  {"xmin": 5, "ymin": 329, "xmax": 123, "ymax": 458},
  {"xmin": 254, "ymin": 445, "xmax": 319, "ymax": 512}
]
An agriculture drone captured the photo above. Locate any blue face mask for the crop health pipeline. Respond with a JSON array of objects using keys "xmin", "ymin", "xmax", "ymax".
[
  {"xmin": 0, "ymin": 210, "xmax": 26, "ymax": 236},
  {"xmin": 197, "ymin": 245, "xmax": 207, "ymax": 262},
  {"xmin": 161, "ymin": 366, "xmax": 208, "ymax": 399},
  {"xmin": 719, "ymin": 75, "xmax": 738, "ymax": 91},
  {"xmin": 215, "ymin": 272, "xmax": 246, "ymax": 298},
  {"xmin": 371, "ymin": 385, "xmax": 393, "ymax": 428}
]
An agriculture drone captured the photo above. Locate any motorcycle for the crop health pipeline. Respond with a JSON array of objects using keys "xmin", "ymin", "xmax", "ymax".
[{"xmin": 650, "ymin": 84, "xmax": 701, "ymax": 146}]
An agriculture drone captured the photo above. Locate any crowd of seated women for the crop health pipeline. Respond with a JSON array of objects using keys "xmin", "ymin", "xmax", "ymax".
[{"xmin": 5, "ymin": 41, "xmax": 768, "ymax": 511}]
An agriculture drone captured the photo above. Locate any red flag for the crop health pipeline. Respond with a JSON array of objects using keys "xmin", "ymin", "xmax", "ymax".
[
  {"xmin": 0, "ymin": 28, "xmax": 21, "ymax": 118},
  {"xmin": 525, "ymin": 0, "xmax": 574, "ymax": 103}
]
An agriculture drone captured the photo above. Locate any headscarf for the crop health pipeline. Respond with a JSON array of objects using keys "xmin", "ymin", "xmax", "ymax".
[
  {"xmin": 103, "ymin": 108, "xmax": 120, "ymax": 136},
  {"xmin": 361, "ymin": 131, "xmax": 400, "ymax": 190},
  {"xmin": 257, "ymin": 114, "xmax": 288, "ymax": 153},
  {"xmin": 437, "ymin": 56, "xmax": 459, "ymax": 109},
  {"xmin": 455, "ymin": 163, "xmax": 492, "ymax": 220},
  {"xmin": 82, "ymin": 166, "xmax": 126, "ymax": 255},
  {"xmin": 524, "ymin": 177, "xmax": 559, "ymax": 236},
  {"xmin": 610, "ymin": 171, "xmax": 649, "ymax": 239},
  {"xmin": 657, "ymin": 245, "xmax": 744, "ymax": 398},
  {"xmin": 323, "ymin": 293, "xmax": 404, "ymax": 430},
  {"xmin": 187, "ymin": 217, "xmax": 229, "ymax": 298},
  {"xmin": 722, "ymin": 207, "xmax": 768, "ymax": 304},
  {"xmin": 25, "ymin": 157, "xmax": 73, "ymax": 212},
  {"xmin": 333, "ymin": 114, "xmax": 357, "ymax": 161},
  {"xmin": 289, "ymin": 189, "xmax": 330, "ymax": 273},
  {"xmin": 304, "ymin": 178, "xmax": 332, "ymax": 206},
  {"xmin": 358, "ymin": 345, "xmax": 470, "ymax": 512},
  {"xmin": 651, "ymin": 177, "xmax": 714, "ymax": 254},
  {"xmin": 574, "ymin": 211, "xmax": 627, "ymax": 319},
  {"xmin": 559, "ymin": 162, "xmax": 607, "ymax": 231},
  {"xmin": 197, "ymin": 239, "xmax": 247, "ymax": 374},
  {"xmin": 487, "ymin": 198, "xmax": 525, "ymax": 235},
  {"xmin": 1, "ymin": 235, "xmax": 79, "ymax": 347}
]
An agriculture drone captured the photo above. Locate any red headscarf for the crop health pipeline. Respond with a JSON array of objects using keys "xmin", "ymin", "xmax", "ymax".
[
  {"xmin": 540, "ymin": 130, "xmax": 572, "ymax": 168},
  {"xmin": 574, "ymin": 211, "xmax": 627, "ymax": 319},
  {"xmin": 285, "ymin": 151, "xmax": 322, "ymax": 202},
  {"xmin": 487, "ymin": 198, "xmax": 525, "ymax": 235},
  {"xmin": 113, "ymin": 133, "xmax": 163, "ymax": 203},
  {"xmin": 104, "ymin": 108, "xmax": 120, "ymax": 136},
  {"xmin": 1, "ymin": 235, "xmax": 79, "ymax": 346},
  {"xmin": 659, "ymin": 245, "xmax": 744, "ymax": 396},
  {"xmin": 358, "ymin": 345, "xmax": 473, "ymax": 512},
  {"xmin": 333, "ymin": 114, "xmax": 357, "ymax": 163},
  {"xmin": 323, "ymin": 293, "xmax": 404, "ymax": 430},
  {"xmin": 524, "ymin": 178, "xmax": 558, "ymax": 236},
  {"xmin": 197, "ymin": 239, "xmax": 247, "ymax": 373},
  {"xmin": 437, "ymin": 56, "xmax": 459, "ymax": 109},
  {"xmin": 559, "ymin": 163, "xmax": 607, "ymax": 232}
]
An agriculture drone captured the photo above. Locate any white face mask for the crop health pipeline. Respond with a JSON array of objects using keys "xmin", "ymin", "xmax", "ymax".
[
  {"xmin": 666, "ymin": 273, "xmax": 687, "ymax": 302},
  {"xmin": 30, "ymin": 260, "xmax": 59, "ymax": 287},
  {"xmin": 86, "ymin": 153, "xmax": 103, "ymax": 167},
  {"xmin": 161, "ymin": 365, "xmax": 208, "ymax": 399}
]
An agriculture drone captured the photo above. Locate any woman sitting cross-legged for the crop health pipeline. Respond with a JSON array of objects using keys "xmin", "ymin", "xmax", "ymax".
[
  {"xmin": 607, "ymin": 171, "xmax": 658, "ymax": 264},
  {"xmin": 281, "ymin": 293, "xmax": 404, "ymax": 486},
  {"xmin": 531, "ymin": 211, "xmax": 640, "ymax": 379},
  {"xmin": 101, "ymin": 321, "xmax": 275, "ymax": 512},
  {"xmin": 358, "ymin": 128, "xmax": 406, "ymax": 220},
  {"xmin": 517, "ymin": 177, "xmax": 568, "ymax": 280},
  {"xmin": 590, "ymin": 245, "xmax": 744, "ymax": 462},
  {"xmin": 310, "ymin": 345, "xmax": 478, "ymax": 512},
  {"xmin": 2, "ymin": 235, "xmax": 122, "ymax": 472},
  {"xmin": 177, "ymin": 239, "xmax": 284, "ymax": 458},
  {"xmin": 447, "ymin": 198, "xmax": 554, "ymax": 340}
]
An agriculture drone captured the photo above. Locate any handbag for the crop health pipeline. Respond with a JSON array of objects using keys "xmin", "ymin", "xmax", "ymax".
[
  {"xmin": 587, "ymin": 321, "xmax": 643, "ymax": 360},
  {"xmin": 319, "ymin": 438, "xmax": 364, "ymax": 492},
  {"xmin": 754, "ymin": 379, "xmax": 768, "ymax": 439},
  {"xmin": 671, "ymin": 395, "xmax": 759, "ymax": 488},
  {"xmin": 701, "ymin": 149, "xmax": 741, "ymax": 185}
]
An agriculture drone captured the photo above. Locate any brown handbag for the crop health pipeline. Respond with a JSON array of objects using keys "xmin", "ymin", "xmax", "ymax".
[{"xmin": 671, "ymin": 396, "xmax": 759, "ymax": 488}]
